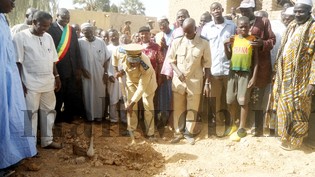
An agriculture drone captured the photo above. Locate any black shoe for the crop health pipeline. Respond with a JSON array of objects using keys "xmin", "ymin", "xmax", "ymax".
[
  {"xmin": 44, "ymin": 142, "xmax": 63, "ymax": 149},
  {"xmin": 121, "ymin": 130, "xmax": 130, "ymax": 137},
  {"xmin": 251, "ymin": 127, "xmax": 262, "ymax": 136},
  {"xmin": 33, "ymin": 152, "xmax": 40, "ymax": 158},
  {"xmin": 94, "ymin": 118, "xmax": 102, "ymax": 123},
  {"xmin": 0, "ymin": 169, "xmax": 15, "ymax": 177},
  {"xmin": 170, "ymin": 135, "xmax": 183, "ymax": 144}
]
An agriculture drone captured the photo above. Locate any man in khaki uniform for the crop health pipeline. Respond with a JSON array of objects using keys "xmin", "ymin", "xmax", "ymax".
[
  {"xmin": 168, "ymin": 18, "xmax": 211, "ymax": 145},
  {"xmin": 114, "ymin": 44, "xmax": 157, "ymax": 140}
]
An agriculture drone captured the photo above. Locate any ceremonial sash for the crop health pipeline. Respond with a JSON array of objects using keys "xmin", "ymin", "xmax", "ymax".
[{"xmin": 56, "ymin": 25, "xmax": 72, "ymax": 62}]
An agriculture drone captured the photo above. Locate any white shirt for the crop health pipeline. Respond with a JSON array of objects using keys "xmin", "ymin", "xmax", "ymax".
[
  {"xmin": 270, "ymin": 20, "xmax": 286, "ymax": 69},
  {"xmin": 107, "ymin": 43, "xmax": 119, "ymax": 77},
  {"xmin": 11, "ymin": 23, "xmax": 30, "ymax": 37},
  {"xmin": 201, "ymin": 19, "xmax": 236, "ymax": 76},
  {"xmin": 13, "ymin": 29, "xmax": 58, "ymax": 92},
  {"xmin": 56, "ymin": 22, "xmax": 64, "ymax": 31}
]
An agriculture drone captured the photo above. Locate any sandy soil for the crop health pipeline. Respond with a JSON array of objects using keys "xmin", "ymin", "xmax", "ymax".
[{"xmin": 11, "ymin": 119, "xmax": 315, "ymax": 177}]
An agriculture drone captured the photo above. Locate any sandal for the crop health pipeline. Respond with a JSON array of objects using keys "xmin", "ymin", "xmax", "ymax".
[
  {"xmin": 280, "ymin": 142, "xmax": 299, "ymax": 151},
  {"xmin": 224, "ymin": 124, "xmax": 238, "ymax": 136},
  {"xmin": 230, "ymin": 132, "xmax": 241, "ymax": 142}
]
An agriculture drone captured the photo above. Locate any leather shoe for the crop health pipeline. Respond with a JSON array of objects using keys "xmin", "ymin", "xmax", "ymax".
[
  {"xmin": 44, "ymin": 142, "xmax": 62, "ymax": 149},
  {"xmin": 170, "ymin": 135, "xmax": 183, "ymax": 144}
]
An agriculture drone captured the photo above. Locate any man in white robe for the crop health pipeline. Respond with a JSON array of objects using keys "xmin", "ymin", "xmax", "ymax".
[
  {"xmin": 107, "ymin": 29, "xmax": 127, "ymax": 123},
  {"xmin": 78, "ymin": 23, "xmax": 110, "ymax": 121}
]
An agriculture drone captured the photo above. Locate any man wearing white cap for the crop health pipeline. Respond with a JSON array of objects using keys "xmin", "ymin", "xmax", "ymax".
[
  {"xmin": 78, "ymin": 23, "xmax": 110, "ymax": 121},
  {"xmin": 238, "ymin": 0, "xmax": 276, "ymax": 136},
  {"xmin": 272, "ymin": 0, "xmax": 315, "ymax": 150}
]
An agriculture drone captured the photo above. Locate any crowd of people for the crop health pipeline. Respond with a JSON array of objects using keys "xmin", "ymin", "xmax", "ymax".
[{"xmin": 2, "ymin": 0, "xmax": 315, "ymax": 175}]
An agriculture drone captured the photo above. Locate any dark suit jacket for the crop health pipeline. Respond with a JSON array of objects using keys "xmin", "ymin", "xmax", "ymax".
[{"xmin": 47, "ymin": 22, "xmax": 82, "ymax": 79}]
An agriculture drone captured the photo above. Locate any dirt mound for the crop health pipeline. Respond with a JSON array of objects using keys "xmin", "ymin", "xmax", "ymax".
[
  {"xmin": 63, "ymin": 122, "xmax": 165, "ymax": 174},
  {"xmin": 97, "ymin": 142, "xmax": 164, "ymax": 171}
]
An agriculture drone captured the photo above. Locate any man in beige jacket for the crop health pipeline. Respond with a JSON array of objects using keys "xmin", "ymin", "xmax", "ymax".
[
  {"xmin": 114, "ymin": 44, "xmax": 157, "ymax": 141},
  {"xmin": 168, "ymin": 18, "xmax": 211, "ymax": 145}
]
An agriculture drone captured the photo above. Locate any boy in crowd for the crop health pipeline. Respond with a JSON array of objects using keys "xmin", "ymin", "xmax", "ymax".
[{"xmin": 224, "ymin": 16, "xmax": 258, "ymax": 141}]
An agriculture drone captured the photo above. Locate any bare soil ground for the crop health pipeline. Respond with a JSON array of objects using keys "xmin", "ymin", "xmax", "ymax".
[{"xmin": 11, "ymin": 119, "xmax": 315, "ymax": 177}]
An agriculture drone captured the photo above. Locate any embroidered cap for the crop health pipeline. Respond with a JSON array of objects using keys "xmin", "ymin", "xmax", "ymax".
[
  {"xmin": 238, "ymin": 0, "xmax": 255, "ymax": 8},
  {"xmin": 296, "ymin": 0, "xmax": 313, "ymax": 7},
  {"xmin": 80, "ymin": 22, "xmax": 93, "ymax": 30}
]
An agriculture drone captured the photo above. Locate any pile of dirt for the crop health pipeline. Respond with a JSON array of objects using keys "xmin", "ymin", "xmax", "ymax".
[
  {"xmin": 60, "ymin": 122, "xmax": 165, "ymax": 174},
  {"xmin": 97, "ymin": 143, "xmax": 164, "ymax": 172}
]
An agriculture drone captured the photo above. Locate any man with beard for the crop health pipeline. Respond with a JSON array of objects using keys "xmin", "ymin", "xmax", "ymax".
[{"xmin": 272, "ymin": 0, "xmax": 315, "ymax": 150}]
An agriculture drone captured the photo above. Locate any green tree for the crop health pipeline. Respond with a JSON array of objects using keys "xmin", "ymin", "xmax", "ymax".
[
  {"xmin": 73, "ymin": 0, "xmax": 110, "ymax": 11},
  {"xmin": 7, "ymin": 0, "xmax": 51, "ymax": 26},
  {"xmin": 50, "ymin": 0, "xmax": 60, "ymax": 17},
  {"xmin": 119, "ymin": 0, "xmax": 145, "ymax": 15},
  {"xmin": 102, "ymin": 0, "xmax": 111, "ymax": 12},
  {"xmin": 110, "ymin": 3, "xmax": 119, "ymax": 13}
]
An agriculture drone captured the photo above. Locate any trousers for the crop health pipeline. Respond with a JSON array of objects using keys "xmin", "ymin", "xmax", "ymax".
[{"xmin": 25, "ymin": 90, "xmax": 56, "ymax": 147}]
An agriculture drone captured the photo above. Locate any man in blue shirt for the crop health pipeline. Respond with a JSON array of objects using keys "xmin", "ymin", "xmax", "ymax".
[
  {"xmin": 0, "ymin": 0, "xmax": 37, "ymax": 175},
  {"xmin": 201, "ymin": 2, "xmax": 237, "ymax": 136}
]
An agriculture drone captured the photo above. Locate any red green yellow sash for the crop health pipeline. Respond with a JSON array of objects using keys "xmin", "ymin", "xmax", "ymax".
[{"xmin": 57, "ymin": 25, "xmax": 72, "ymax": 62}]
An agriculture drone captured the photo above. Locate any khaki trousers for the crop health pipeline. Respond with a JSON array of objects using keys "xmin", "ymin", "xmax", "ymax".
[
  {"xmin": 127, "ymin": 85, "xmax": 155, "ymax": 136},
  {"xmin": 173, "ymin": 91, "xmax": 201, "ymax": 135}
]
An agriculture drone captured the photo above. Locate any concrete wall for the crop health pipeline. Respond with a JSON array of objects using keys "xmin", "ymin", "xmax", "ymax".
[
  {"xmin": 68, "ymin": 10, "xmax": 157, "ymax": 34},
  {"xmin": 168, "ymin": 0, "xmax": 218, "ymax": 23}
]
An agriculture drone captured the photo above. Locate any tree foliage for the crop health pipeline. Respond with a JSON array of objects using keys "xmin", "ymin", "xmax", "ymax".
[
  {"xmin": 102, "ymin": 0, "xmax": 111, "ymax": 12},
  {"xmin": 7, "ymin": 0, "xmax": 52, "ymax": 26},
  {"xmin": 73, "ymin": 0, "xmax": 110, "ymax": 11},
  {"xmin": 50, "ymin": 0, "xmax": 60, "ymax": 17},
  {"xmin": 119, "ymin": 0, "xmax": 145, "ymax": 15},
  {"xmin": 110, "ymin": 3, "xmax": 119, "ymax": 13}
]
